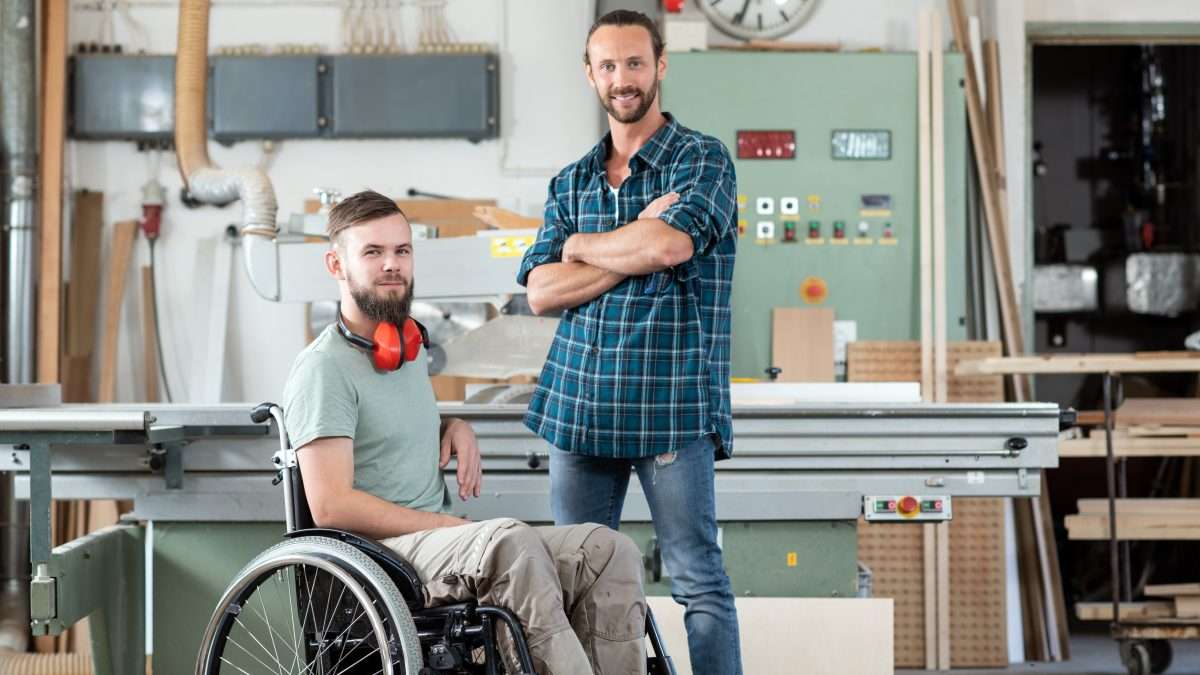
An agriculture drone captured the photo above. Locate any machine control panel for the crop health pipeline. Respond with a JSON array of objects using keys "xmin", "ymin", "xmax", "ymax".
[{"xmin": 863, "ymin": 495, "xmax": 952, "ymax": 522}]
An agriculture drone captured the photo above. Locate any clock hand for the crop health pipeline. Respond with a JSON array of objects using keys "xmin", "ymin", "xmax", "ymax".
[{"xmin": 732, "ymin": 0, "xmax": 751, "ymax": 25}]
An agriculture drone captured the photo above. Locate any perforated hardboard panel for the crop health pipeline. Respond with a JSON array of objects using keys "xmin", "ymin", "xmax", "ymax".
[{"xmin": 850, "ymin": 340, "xmax": 1008, "ymax": 668}]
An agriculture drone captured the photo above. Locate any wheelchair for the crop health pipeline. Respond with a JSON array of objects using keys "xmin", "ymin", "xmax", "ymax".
[{"xmin": 194, "ymin": 402, "xmax": 676, "ymax": 675}]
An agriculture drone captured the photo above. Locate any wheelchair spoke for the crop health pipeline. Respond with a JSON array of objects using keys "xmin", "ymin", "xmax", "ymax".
[
  {"xmin": 255, "ymin": 584, "xmax": 286, "ymax": 672},
  {"xmin": 273, "ymin": 568, "xmax": 303, "ymax": 674},
  {"xmin": 226, "ymin": 621, "xmax": 291, "ymax": 675},
  {"xmin": 300, "ymin": 605, "xmax": 370, "ymax": 675},
  {"xmin": 246, "ymin": 580, "xmax": 302, "ymax": 672},
  {"xmin": 217, "ymin": 655, "xmax": 258, "ymax": 675},
  {"xmin": 331, "ymin": 644, "xmax": 380, "ymax": 675}
]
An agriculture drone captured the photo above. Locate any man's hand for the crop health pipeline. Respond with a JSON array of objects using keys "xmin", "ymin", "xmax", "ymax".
[
  {"xmin": 440, "ymin": 418, "xmax": 482, "ymax": 501},
  {"xmin": 639, "ymin": 191, "xmax": 679, "ymax": 220}
]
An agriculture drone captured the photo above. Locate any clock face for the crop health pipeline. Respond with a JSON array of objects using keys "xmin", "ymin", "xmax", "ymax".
[{"xmin": 699, "ymin": 0, "xmax": 819, "ymax": 41}]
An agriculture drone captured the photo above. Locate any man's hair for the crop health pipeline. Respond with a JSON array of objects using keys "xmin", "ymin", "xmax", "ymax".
[
  {"xmin": 584, "ymin": 9, "xmax": 665, "ymax": 65},
  {"xmin": 326, "ymin": 189, "xmax": 406, "ymax": 245}
]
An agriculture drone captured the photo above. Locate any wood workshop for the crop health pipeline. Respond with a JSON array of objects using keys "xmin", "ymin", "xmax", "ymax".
[{"xmin": 1, "ymin": 1, "xmax": 1199, "ymax": 674}]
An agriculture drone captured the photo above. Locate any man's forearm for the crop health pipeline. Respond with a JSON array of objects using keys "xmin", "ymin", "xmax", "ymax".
[
  {"xmin": 315, "ymin": 487, "xmax": 466, "ymax": 539},
  {"xmin": 564, "ymin": 218, "xmax": 693, "ymax": 275},
  {"xmin": 526, "ymin": 262, "xmax": 626, "ymax": 315}
]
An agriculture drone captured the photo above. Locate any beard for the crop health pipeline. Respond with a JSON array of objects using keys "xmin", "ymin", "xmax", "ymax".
[
  {"xmin": 348, "ymin": 271, "xmax": 413, "ymax": 327},
  {"xmin": 599, "ymin": 77, "xmax": 659, "ymax": 124}
]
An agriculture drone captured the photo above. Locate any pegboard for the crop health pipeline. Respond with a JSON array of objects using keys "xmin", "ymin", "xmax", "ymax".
[{"xmin": 851, "ymin": 340, "xmax": 1008, "ymax": 668}]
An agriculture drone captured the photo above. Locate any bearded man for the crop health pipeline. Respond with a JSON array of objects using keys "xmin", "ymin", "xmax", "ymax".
[
  {"xmin": 517, "ymin": 9, "xmax": 743, "ymax": 674},
  {"xmin": 280, "ymin": 189, "xmax": 649, "ymax": 674}
]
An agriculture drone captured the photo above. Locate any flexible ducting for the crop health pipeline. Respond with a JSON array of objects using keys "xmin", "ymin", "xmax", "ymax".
[
  {"xmin": 0, "ymin": 651, "xmax": 91, "ymax": 675},
  {"xmin": 175, "ymin": 0, "xmax": 278, "ymax": 236}
]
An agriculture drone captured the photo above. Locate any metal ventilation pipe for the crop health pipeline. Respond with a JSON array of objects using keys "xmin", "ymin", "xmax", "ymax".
[
  {"xmin": 175, "ymin": 0, "xmax": 278, "ymax": 235},
  {"xmin": 2, "ymin": 0, "xmax": 38, "ymax": 386}
]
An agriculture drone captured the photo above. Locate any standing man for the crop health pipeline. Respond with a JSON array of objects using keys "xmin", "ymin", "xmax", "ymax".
[{"xmin": 517, "ymin": 9, "xmax": 742, "ymax": 674}]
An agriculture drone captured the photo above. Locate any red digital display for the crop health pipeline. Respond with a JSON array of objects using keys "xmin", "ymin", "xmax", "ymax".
[{"xmin": 737, "ymin": 130, "xmax": 796, "ymax": 160}]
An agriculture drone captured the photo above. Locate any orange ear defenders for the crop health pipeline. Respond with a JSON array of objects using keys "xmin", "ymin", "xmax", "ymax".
[{"xmin": 336, "ymin": 309, "xmax": 429, "ymax": 371}]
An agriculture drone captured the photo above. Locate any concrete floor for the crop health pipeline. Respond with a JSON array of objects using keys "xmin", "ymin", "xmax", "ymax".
[{"xmin": 899, "ymin": 632, "xmax": 1200, "ymax": 674}]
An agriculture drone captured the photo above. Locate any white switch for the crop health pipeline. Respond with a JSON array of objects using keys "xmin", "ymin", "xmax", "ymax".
[
  {"xmin": 780, "ymin": 197, "xmax": 800, "ymax": 215},
  {"xmin": 756, "ymin": 197, "xmax": 774, "ymax": 215},
  {"xmin": 756, "ymin": 221, "xmax": 775, "ymax": 239},
  {"xmin": 857, "ymin": 221, "xmax": 871, "ymax": 236}
]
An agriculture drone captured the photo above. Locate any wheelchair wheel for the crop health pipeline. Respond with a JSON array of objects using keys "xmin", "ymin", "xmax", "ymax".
[{"xmin": 195, "ymin": 536, "xmax": 423, "ymax": 675}]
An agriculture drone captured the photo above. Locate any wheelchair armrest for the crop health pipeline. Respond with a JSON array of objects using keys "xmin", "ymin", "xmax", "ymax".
[{"xmin": 287, "ymin": 528, "xmax": 425, "ymax": 609}]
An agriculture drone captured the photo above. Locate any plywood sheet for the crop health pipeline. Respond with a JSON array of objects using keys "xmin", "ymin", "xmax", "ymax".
[
  {"xmin": 1116, "ymin": 398, "xmax": 1200, "ymax": 428},
  {"xmin": 646, "ymin": 596, "xmax": 892, "ymax": 675},
  {"xmin": 771, "ymin": 308, "xmax": 834, "ymax": 382}
]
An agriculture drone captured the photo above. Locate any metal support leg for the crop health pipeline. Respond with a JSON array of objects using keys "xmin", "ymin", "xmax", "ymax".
[
  {"xmin": 28, "ymin": 442, "xmax": 50, "ymax": 566},
  {"xmin": 1103, "ymin": 372, "xmax": 1120, "ymax": 630},
  {"xmin": 1119, "ymin": 458, "xmax": 1132, "ymax": 603}
]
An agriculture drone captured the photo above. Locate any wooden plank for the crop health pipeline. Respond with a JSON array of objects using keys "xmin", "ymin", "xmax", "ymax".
[
  {"xmin": 97, "ymin": 221, "xmax": 139, "ymax": 403},
  {"xmin": 66, "ymin": 191, "xmax": 104, "ymax": 357},
  {"xmin": 140, "ymin": 266, "xmax": 159, "ymax": 402},
  {"xmin": 1176, "ymin": 597, "xmax": 1200, "ymax": 619},
  {"xmin": 1076, "ymin": 602, "xmax": 1175, "ymax": 622},
  {"xmin": 1078, "ymin": 499, "xmax": 1200, "ymax": 515},
  {"xmin": 923, "ymin": 522, "xmax": 937, "ymax": 669},
  {"xmin": 395, "ymin": 198, "xmax": 495, "ymax": 238},
  {"xmin": 1145, "ymin": 583, "xmax": 1200, "ymax": 598},
  {"xmin": 1059, "ymin": 436, "xmax": 1200, "ymax": 458},
  {"xmin": 932, "ymin": 8, "xmax": 948, "ymax": 412},
  {"xmin": 647, "ymin": 596, "xmax": 891, "ymax": 675},
  {"xmin": 1065, "ymin": 514, "xmax": 1200, "ymax": 540},
  {"xmin": 1117, "ymin": 398, "xmax": 1200, "ymax": 427},
  {"xmin": 472, "ymin": 206, "xmax": 541, "ymax": 230},
  {"xmin": 936, "ymin": 519, "xmax": 951, "ymax": 669},
  {"xmin": 917, "ymin": 5, "xmax": 933, "ymax": 404},
  {"xmin": 771, "ymin": 308, "xmax": 834, "ymax": 382},
  {"xmin": 946, "ymin": 0, "xmax": 1028, "ymax": 401},
  {"xmin": 957, "ymin": 354, "xmax": 1200, "ymax": 376},
  {"xmin": 36, "ymin": 0, "xmax": 69, "ymax": 385}
]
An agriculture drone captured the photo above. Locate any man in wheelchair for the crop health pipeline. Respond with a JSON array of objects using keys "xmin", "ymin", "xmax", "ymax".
[{"xmin": 278, "ymin": 189, "xmax": 649, "ymax": 675}]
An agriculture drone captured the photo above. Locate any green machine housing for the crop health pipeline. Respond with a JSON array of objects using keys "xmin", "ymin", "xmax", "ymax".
[{"xmin": 662, "ymin": 51, "xmax": 969, "ymax": 379}]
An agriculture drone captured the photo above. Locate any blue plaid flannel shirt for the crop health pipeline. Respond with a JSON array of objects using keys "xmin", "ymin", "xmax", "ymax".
[{"xmin": 516, "ymin": 114, "xmax": 737, "ymax": 460}]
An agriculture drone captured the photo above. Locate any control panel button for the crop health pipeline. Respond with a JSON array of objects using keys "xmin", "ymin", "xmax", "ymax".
[
  {"xmin": 756, "ymin": 197, "xmax": 775, "ymax": 215},
  {"xmin": 780, "ymin": 197, "xmax": 800, "ymax": 215}
]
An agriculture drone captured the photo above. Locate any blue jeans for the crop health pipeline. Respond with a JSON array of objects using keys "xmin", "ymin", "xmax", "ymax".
[{"xmin": 549, "ymin": 435, "xmax": 743, "ymax": 675}]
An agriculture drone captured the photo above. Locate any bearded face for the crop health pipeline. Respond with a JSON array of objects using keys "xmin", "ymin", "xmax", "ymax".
[
  {"xmin": 347, "ymin": 267, "xmax": 413, "ymax": 328},
  {"xmin": 598, "ymin": 75, "xmax": 659, "ymax": 124}
]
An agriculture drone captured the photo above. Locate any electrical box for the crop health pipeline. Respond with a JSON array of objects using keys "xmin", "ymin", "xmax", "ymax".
[
  {"xmin": 329, "ymin": 53, "xmax": 499, "ymax": 140},
  {"xmin": 210, "ymin": 55, "xmax": 321, "ymax": 141},
  {"xmin": 662, "ymin": 52, "xmax": 969, "ymax": 379},
  {"xmin": 70, "ymin": 54, "xmax": 175, "ymax": 141},
  {"xmin": 69, "ymin": 52, "xmax": 499, "ymax": 142}
]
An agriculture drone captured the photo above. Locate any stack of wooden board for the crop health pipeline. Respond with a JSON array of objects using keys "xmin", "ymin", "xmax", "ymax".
[
  {"xmin": 1059, "ymin": 398, "xmax": 1200, "ymax": 458},
  {"xmin": 1078, "ymin": 582, "xmax": 1200, "ymax": 622},
  {"xmin": 1065, "ymin": 499, "xmax": 1200, "ymax": 540}
]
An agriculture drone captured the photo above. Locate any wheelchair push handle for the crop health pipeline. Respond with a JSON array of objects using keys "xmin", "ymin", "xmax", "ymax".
[{"xmin": 250, "ymin": 402, "xmax": 278, "ymax": 424}]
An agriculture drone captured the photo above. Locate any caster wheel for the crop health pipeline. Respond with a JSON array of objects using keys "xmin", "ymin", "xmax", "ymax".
[
  {"xmin": 1148, "ymin": 639, "xmax": 1172, "ymax": 674},
  {"xmin": 1122, "ymin": 641, "xmax": 1151, "ymax": 675}
]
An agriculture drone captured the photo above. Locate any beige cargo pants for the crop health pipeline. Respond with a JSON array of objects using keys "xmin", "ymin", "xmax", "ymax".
[{"xmin": 381, "ymin": 518, "xmax": 647, "ymax": 675}]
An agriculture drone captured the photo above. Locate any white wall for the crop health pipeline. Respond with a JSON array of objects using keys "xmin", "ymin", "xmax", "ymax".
[{"xmin": 69, "ymin": 0, "xmax": 599, "ymax": 404}]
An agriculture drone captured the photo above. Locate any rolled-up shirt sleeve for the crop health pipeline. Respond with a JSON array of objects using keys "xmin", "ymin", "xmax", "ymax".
[
  {"xmin": 517, "ymin": 172, "xmax": 577, "ymax": 286},
  {"xmin": 657, "ymin": 140, "xmax": 736, "ymax": 259}
]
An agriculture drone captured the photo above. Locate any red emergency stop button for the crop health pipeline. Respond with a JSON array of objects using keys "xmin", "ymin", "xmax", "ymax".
[
  {"xmin": 898, "ymin": 496, "xmax": 920, "ymax": 517},
  {"xmin": 800, "ymin": 276, "xmax": 828, "ymax": 305}
]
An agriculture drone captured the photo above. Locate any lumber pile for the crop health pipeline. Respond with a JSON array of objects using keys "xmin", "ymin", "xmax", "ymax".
[
  {"xmin": 1060, "ymin": 398, "xmax": 1200, "ymax": 458},
  {"xmin": 1065, "ymin": 499, "xmax": 1200, "ymax": 540},
  {"xmin": 1077, "ymin": 583, "xmax": 1200, "ymax": 622}
]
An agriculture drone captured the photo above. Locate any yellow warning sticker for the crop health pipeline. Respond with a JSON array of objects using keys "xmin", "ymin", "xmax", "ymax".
[
  {"xmin": 490, "ymin": 235, "xmax": 534, "ymax": 258},
  {"xmin": 786, "ymin": 552, "xmax": 798, "ymax": 567}
]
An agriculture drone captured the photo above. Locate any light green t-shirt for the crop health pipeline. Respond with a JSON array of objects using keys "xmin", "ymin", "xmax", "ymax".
[{"xmin": 281, "ymin": 324, "xmax": 450, "ymax": 514}]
